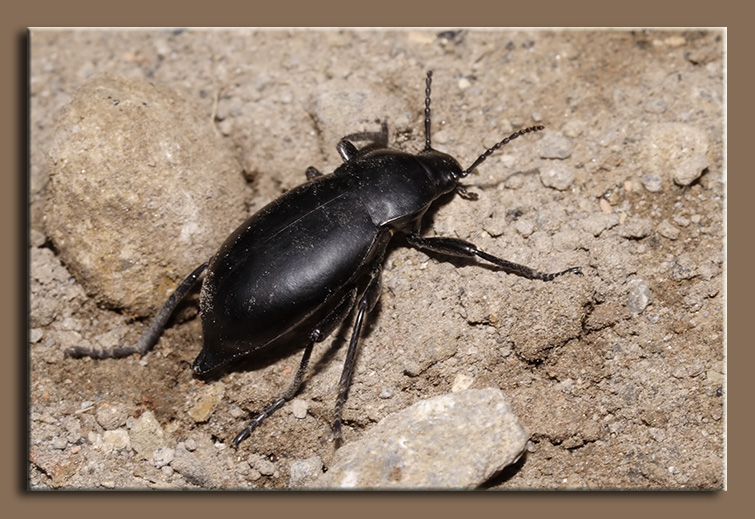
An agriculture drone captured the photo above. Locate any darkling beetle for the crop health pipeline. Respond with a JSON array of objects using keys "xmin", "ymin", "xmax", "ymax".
[{"xmin": 68, "ymin": 71, "xmax": 581, "ymax": 448}]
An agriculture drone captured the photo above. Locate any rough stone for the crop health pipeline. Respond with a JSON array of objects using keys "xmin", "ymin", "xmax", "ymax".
[
  {"xmin": 171, "ymin": 445, "xmax": 212, "ymax": 487},
  {"xmin": 128, "ymin": 410, "xmax": 165, "ymax": 461},
  {"xmin": 640, "ymin": 122, "xmax": 710, "ymax": 187},
  {"xmin": 95, "ymin": 402, "xmax": 129, "ymax": 430},
  {"xmin": 310, "ymin": 388, "xmax": 529, "ymax": 489},
  {"xmin": 540, "ymin": 162, "xmax": 575, "ymax": 191},
  {"xmin": 627, "ymin": 279, "xmax": 653, "ymax": 314},
  {"xmin": 45, "ymin": 72, "xmax": 248, "ymax": 315}
]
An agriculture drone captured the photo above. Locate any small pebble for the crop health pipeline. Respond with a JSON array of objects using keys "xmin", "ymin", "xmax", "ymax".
[
  {"xmin": 379, "ymin": 387, "xmax": 394, "ymax": 399},
  {"xmin": 248, "ymin": 454, "xmax": 276, "ymax": 476},
  {"xmin": 515, "ymin": 219, "xmax": 535, "ymax": 237},
  {"xmin": 29, "ymin": 328, "xmax": 44, "ymax": 343},
  {"xmin": 95, "ymin": 402, "xmax": 128, "ymax": 430},
  {"xmin": 673, "ymin": 215, "xmax": 690, "ymax": 227},
  {"xmin": 658, "ymin": 220, "xmax": 680, "ymax": 240},
  {"xmin": 102, "ymin": 429, "xmax": 131, "ymax": 451},
  {"xmin": 153, "ymin": 447, "xmax": 175, "ymax": 468},
  {"xmin": 291, "ymin": 399, "xmax": 308, "ymax": 419},
  {"xmin": 128, "ymin": 411, "xmax": 165, "ymax": 460},
  {"xmin": 289, "ymin": 456, "xmax": 324, "ymax": 488},
  {"xmin": 171, "ymin": 446, "xmax": 212, "ymax": 487},
  {"xmin": 540, "ymin": 162, "xmax": 575, "ymax": 191},
  {"xmin": 626, "ymin": 279, "xmax": 653, "ymax": 314},
  {"xmin": 619, "ymin": 217, "xmax": 653, "ymax": 239},
  {"xmin": 538, "ymin": 132, "xmax": 574, "ymax": 159},
  {"xmin": 582, "ymin": 213, "xmax": 619, "ymax": 236},
  {"xmin": 642, "ymin": 173, "xmax": 663, "ymax": 192}
]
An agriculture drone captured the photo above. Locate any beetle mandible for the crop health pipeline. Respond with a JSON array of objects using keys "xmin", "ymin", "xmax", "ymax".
[{"xmin": 68, "ymin": 71, "xmax": 581, "ymax": 448}]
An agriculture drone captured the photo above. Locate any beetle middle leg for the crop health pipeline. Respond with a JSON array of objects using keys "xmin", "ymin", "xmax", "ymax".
[
  {"xmin": 332, "ymin": 265, "xmax": 382, "ymax": 447},
  {"xmin": 405, "ymin": 234, "xmax": 581, "ymax": 280},
  {"xmin": 231, "ymin": 285, "xmax": 359, "ymax": 448}
]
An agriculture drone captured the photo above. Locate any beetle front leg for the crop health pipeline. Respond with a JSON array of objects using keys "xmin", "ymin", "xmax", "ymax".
[
  {"xmin": 232, "ymin": 286, "xmax": 359, "ymax": 448},
  {"xmin": 405, "ymin": 234, "xmax": 581, "ymax": 281},
  {"xmin": 332, "ymin": 266, "xmax": 382, "ymax": 447}
]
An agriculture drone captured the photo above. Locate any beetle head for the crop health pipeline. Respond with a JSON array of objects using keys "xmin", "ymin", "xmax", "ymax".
[
  {"xmin": 417, "ymin": 148, "xmax": 464, "ymax": 197},
  {"xmin": 421, "ymin": 71, "xmax": 545, "ymax": 201}
]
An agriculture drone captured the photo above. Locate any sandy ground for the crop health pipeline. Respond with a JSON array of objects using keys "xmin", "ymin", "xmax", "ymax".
[{"xmin": 28, "ymin": 28, "xmax": 724, "ymax": 489}]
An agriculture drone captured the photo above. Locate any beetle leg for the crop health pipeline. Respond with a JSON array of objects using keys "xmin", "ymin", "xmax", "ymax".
[
  {"xmin": 455, "ymin": 184, "xmax": 479, "ymax": 201},
  {"xmin": 336, "ymin": 139, "xmax": 359, "ymax": 162},
  {"xmin": 337, "ymin": 122, "xmax": 390, "ymax": 162},
  {"xmin": 340, "ymin": 122, "xmax": 389, "ymax": 149},
  {"xmin": 405, "ymin": 234, "xmax": 582, "ymax": 281},
  {"xmin": 332, "ymin": 266, "xmax": 382, "ymax": 447},
  {"xmin": 305, "ymin": 166, "xmax": 323, "ymax": 180},
  {"xmin": 232, "ymin": 286, "xmax": 359, "ymax": 448},
  {"xmin": 65, "ymin": 262, "xmax": 208, "ymax": 359}
]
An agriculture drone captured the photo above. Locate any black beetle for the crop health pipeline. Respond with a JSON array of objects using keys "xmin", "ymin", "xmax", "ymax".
[{"xmin": 68, "ymin": 71, "xmax": 581, "ymax": 448}]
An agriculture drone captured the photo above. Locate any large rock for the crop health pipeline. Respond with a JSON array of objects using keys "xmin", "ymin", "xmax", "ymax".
[
  {"xmin": 311, "ymin": 388, "xmax": 529, "ymax": 489},
  {"xmin": 45, "ymin": 73, "xmax": 248, "ymax": 314}
]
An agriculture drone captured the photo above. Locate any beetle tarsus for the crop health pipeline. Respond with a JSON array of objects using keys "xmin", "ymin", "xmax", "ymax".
[{"xmin": 232, "ymin": 397, "xmax": 287, "ymax": 449}]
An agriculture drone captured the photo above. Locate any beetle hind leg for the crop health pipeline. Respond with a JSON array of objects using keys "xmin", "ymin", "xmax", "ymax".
[
  {"xmin": 65, "ymin": 262, "xmax": 208, "ymax": 359},
  {"xmin": 232, "ymin": 286, "xmax": 359, "ymax": 448}
]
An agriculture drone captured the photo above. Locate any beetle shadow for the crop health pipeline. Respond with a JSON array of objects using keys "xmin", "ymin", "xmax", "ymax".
[
  {"xmin": 195, "ymin": 288, "xmax": 382, "ymax": 388},
  {"xmin": 195, "ymin": 322, "xmax": 320, "ymax": 383},
  {"xmin": 393, "ymin": 191, "xmax": 501, "ymax": 273}
]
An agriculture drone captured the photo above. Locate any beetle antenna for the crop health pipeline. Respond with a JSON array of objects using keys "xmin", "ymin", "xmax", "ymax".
[
  {"xmin": 424, "ymin": 71, "xmax": 433, "ymax": 152},
  {"xmin": 461, "ymin": 125, "xmax": 545, "ymax": 177}
]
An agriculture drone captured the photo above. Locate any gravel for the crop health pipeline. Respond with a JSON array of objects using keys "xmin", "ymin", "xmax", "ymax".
[{"xmin": 29, "ymin": 28, "xmax": 724, "ymax": 490}]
